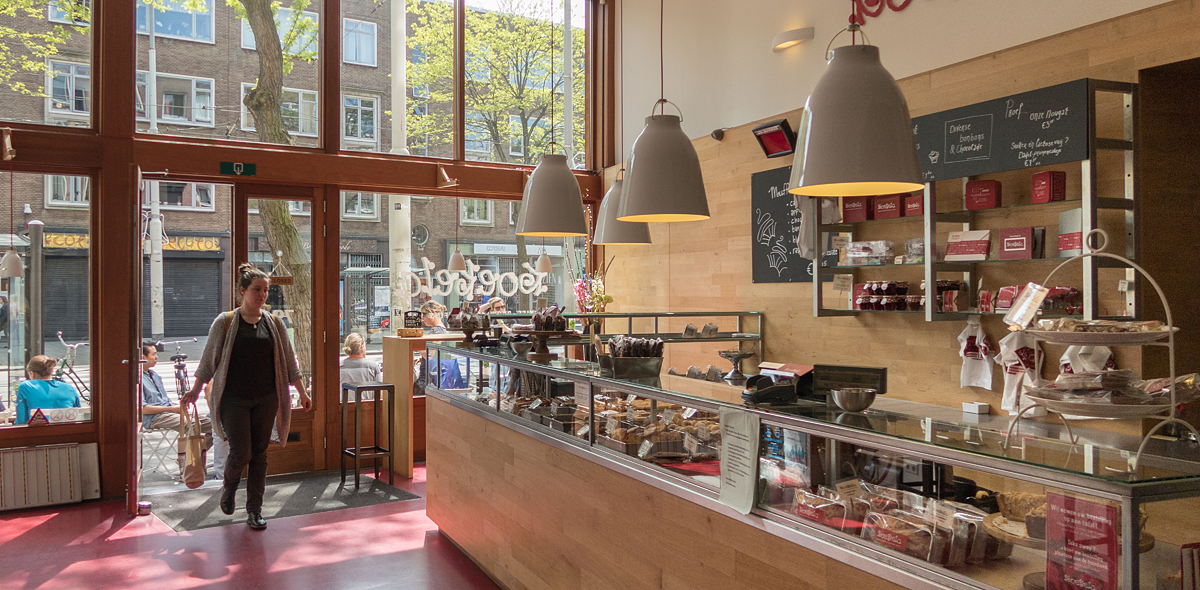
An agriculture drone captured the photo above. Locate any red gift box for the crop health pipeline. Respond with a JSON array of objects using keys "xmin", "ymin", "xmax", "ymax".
[
  {"xmin": 904, "ymin": 193, "xmax": 924, "ymax": 217},
  {"xmin": 998, "ymin": 227, "xmax": 1034, "ymax": 260},
  {"xmin": 979, "ymin": 290, "xmax": 996, "ymax": 313},
  {"xmin": 965, "ymin": 179, "xmax": 1001, "ymax": 210},
  {"xmin": 996, "ymin": 285, "xmax": 1025, "ymax": 310},
  {"xmin": 874, "ymin": 195, "xmax": 902, "ymax": 219},
  {"xmin": 842, "ymin": 197, "xmax": 874, "ymax": 222},
  {"xmin": 1032, "ymin": 171, "xmax": 1066, "ymax": 203}
]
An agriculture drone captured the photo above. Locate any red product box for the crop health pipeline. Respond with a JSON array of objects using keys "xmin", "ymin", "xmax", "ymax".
[
  {"xmin": 979, "ymin": 290, "xmax": 996, "ymax": 313},
  {"xmin": 904, "ymin": 194, "xmax": 924, "ymax": 217},
  {"xmin": 998, "ymin": 227, "xmax": 1034, "ymax": 260},
  {"xmin": 842, "ymin": 197, "xmax": 874, "ymax": 222},
  {"xmin": 965, "ymin": 179, "xmax": 1001, "ymax": 210},
  {"xmin": 852, "ymin": 283, "xmax": 869, "ymax": 310},
  {"xmin": 996, "ymin": 285, "xmax": 1025, "ymax": 310},
  {"xmin": 874, "ymin": 195, "xmax": 902, "ymax": 219},
  {"xmin": 1031, "ymin": 171, "xmax": 1066, "ymax": 203}
]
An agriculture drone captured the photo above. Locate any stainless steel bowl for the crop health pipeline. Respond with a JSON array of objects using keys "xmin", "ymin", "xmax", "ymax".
[
  {"xmin": 831, "ymin": 388, "xmax": 877, "ymax": 412},
  {"xmin": 510, "ymin": 340, "xmax": 534, "ymax": 356}
]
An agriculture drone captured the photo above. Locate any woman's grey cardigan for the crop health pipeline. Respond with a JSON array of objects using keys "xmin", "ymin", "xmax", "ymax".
[{"xmin": 195, "ymin": 308, "xmax": 302, "ymax": 446}]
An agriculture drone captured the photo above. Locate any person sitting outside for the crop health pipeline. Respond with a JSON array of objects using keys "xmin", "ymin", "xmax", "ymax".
[
  {"xmin": 477, "ymin": 298, "xmax": 513, "ymax": 334},
  {"xmin": 15, "ymin": 355, "xmax": 81, "ymax": 425},
  {"xmin": 340, "ymin": 332, "xmax": 381, "ymax": 384},
  {"xmin": 140, "ymin": 342, "xmax": 211, "ymax": 469},
  {"xmin": 420, "ymin": 301, "xmax": 448, "ymax": 334}
]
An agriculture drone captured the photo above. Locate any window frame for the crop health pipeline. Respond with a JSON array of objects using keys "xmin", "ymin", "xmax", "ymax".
[
  {"xmin": 46, "ymin": 59, "xmax": 91, "ymax": 118},
  {"xmin": 136, "ymin": 72, "xmax": 215, "ymax": 127},
  {"xmin": 45, "ymin": 175, "xmax": 91, "ymax": 209},
  {"xmin": 460, "ymin": 198, "xmax": 492, "ymax": 226},
  {"xmin": 342, "ymin": 93, "xmax": 378, "ymax": 146},
  {"xmin": 141, "ymin": 181, "xmax": 217, "ymax": 212},
  {"xmin": 241, "ymin": 83, "xmax": 318, "ymax": 137},
  {"xmin": 341, "ymin": 192, "xmax": 380, "ymax": 221},
  {"xmin": 343, "ymin": 18, "xmax": 378, "ymax": 67},
  {"xmin": 136, "ymin": 0, "xmax": 216, "ymax": 44}
]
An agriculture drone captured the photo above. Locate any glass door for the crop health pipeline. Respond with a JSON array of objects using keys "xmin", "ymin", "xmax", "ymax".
[{"xmin": 235, "ymin": 185, "xmax": 324, "ymax": 475}]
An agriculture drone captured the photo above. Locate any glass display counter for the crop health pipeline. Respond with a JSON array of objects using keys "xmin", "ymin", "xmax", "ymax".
[{"xmin": 426, "ymin": 343, "xmax": 1200, "ymax": 590}]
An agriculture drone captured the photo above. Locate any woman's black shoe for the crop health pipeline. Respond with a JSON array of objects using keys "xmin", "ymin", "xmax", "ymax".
[
  {"xmin": 219, "ymin": 488, "xmax": 235, "ymax": 515},
  {"xmin": 246, "ymin": 512, "xmax": 267, "ymax": 530}
]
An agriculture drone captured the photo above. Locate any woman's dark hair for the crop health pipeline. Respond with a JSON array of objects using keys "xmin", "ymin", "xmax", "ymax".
[
  {"xmin": 27, "ymin": 355, "xmax": 57, "ymax": 378},
  {"xmin": 237, "ymin": 262, "xmax": 270, "ymax": 291}
]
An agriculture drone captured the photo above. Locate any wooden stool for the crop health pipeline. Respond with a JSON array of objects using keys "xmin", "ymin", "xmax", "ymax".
[{"xmin": 340, "ymin": 381, "xmax": 395, "ymax": 487}]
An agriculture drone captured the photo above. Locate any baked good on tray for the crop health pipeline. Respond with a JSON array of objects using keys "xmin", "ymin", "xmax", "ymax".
[{"xmin": 996, "ymin": 492, "xmax": 1046, "ymax": 522}]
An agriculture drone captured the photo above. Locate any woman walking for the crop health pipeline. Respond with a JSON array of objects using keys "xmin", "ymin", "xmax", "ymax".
[{"xmin": 183, "ymin": 263, "xmax": 312, "ymax": 530}]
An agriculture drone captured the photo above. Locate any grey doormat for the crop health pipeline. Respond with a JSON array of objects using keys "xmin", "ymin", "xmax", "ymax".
[{"xmin": 149, "ymin": 470, "xmax": 420, "ymax": 532}]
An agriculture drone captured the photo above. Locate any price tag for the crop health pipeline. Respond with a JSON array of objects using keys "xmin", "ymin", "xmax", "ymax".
[
  {"xmin": 627, "ymin": 394, "xmax": 637, "ymax": 403},
  {"xmin": 685, "ymin": 433, "xmax": 700, "ymax": 454},
  {"xmin": 638, "ymin": 440, "xmax": 654, "ymax": 459},
  {"xmin": 831, "ymin": 235, "xmax": 850, "ymax": 249},
  {"xmin": 529, "ymin": 398, "xmax": 543, "ymax": 410},
  {"xmin": 662, "ymin": 409, "xmax": 677, "ymax": 423},
  {"xmin": 835, "ymin": 478, "xmax": 863, "ymax": 499},
  {"xmin": 606, "ymin": 414, "xmax": 620, "ymax": 434},
  {"xmin": 698, "ymin": 425, "xmax": 711, "ymax": 442},
  {"xmin": 576, "ymin": 424, "xmax": 591, "ymax": 438},
  {"xmin": 575, "ymin": 383, "xmax": 590, "ymax": 408},
  {"xmin": 894, "ymin": 255, "xmax": 905, "ymax": 265},
  {"xmin": 832, "ymin": 274, "xmax": 853, "ymax": 292},
  {"xmin": 682, "ymin": 407, "xmax": 698, "ymax": 420},
  {"xmin": 924, "ymin": 500, "xmax": 956, "ymax": 528}
]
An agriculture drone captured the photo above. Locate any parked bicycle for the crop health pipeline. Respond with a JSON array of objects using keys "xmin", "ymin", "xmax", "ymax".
[
  {"xmin": 54, "ymin": 331, "xmax": 90, "ymax": 403},
  {"xmin": 157, "ymin": 338, "xmax": 198, "ymax": 396}
]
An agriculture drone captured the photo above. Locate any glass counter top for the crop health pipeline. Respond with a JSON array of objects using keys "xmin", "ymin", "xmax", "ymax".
[{"xmin": 427, "ymin": 343, "xmax": 1200, "ymax": 488}]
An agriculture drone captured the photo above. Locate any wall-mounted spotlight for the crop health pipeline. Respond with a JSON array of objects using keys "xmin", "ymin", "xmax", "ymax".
[
  {"xmin": 710, "ymin": 128, "xmax": 730, "ymax": 141},
  {"xmin": 772, "ymin": 26, "xmax": 815, "ymax": 53}
]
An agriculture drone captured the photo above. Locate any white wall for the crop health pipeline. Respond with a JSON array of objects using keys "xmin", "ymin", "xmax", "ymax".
[{"xmin": 615, "ymin": 0, "xmax": 1172, "ymax": 158}]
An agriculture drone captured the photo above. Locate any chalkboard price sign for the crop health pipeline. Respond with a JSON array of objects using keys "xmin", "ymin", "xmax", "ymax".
[
  {"xmin": 913, "ymin": 79, "xmax": 1089, "ymax": 181},
  {"xmin": 751, "ymin": 166, "xmax": 813, "ymax": 283}
]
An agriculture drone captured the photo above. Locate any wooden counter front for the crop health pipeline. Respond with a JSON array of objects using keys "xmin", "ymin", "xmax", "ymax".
[{"xmin": 426, "ymin": 396, "xmax": 909, "ymax": 590}]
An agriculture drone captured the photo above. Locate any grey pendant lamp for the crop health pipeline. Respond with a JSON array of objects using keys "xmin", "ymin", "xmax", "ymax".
[
  {"xmin": 788, "ymin": 17, "xmax": 922, "ymax": 198},
  {"xmin": 447, "ymin": 177, "xmax": 467, "ymax": 272},
  {"xmin": 515, "ymin": 0, "xmax": 587, "ymax": 238},
  {"xmin": 594, "ymin": 177, "xmax": 651, "ymax": 244},
  {"xmin": 617, "ymin": 0, "xmax": 709, "ymax": 223},
  {"xmin": 535, "ymin": 244, "xmax": 553, "ymax": 273},
  {"xmin": 594, "ymin": 4, "xmax": 651, "ymax": 246}
]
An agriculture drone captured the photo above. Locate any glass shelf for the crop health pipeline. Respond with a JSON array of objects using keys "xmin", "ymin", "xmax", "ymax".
[
  {"xmin": 824, "ymin": 308, "xmax": 926, "ymax": 314},
  {"xmin": 824, "ymin": 262, "xmax": 925, "ymax": 270},
  {"xmin": 937, "ymin": 199, "xmax": 1080, "ymax": 216},
  {"xmin": 820, "ymin": 214, "xmax": 922, "ymax": 228}
]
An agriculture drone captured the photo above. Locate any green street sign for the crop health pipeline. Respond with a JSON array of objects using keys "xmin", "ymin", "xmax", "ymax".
[{"xmin": 219, "ymin": 162, "xmax": 257, "ymax": 176}]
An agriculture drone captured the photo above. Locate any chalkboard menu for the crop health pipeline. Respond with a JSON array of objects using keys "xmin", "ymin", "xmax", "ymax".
[
  {"xmin": 912, "ymin": 79, "xmax": 1089, "ymax": 181},
  {"xmin": 751, "ymin": 166, "xmax": 813, "ymax": 283}
]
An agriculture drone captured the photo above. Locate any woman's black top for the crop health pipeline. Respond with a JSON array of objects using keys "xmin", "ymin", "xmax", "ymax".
[{"xmin": 225, "ymin": 317, "xmax": 277, "ymax": 399}]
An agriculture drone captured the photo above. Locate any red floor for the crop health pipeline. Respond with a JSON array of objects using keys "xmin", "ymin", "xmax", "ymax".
[{"xmin": 0, "ymin": 466, "xmax": 500, "ymax": 590}]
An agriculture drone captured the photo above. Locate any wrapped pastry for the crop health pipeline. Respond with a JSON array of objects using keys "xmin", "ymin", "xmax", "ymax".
[
  {"xmin": 944, "ymin": 501, "xmax": 1013, "ymax": 562},
  {"xmin": 860, "ymin": 511, "xmax": 949, "ymax": 565},
  {"xmin": 793, "ymin": 490, "xmax": 853, "ymax": 532}
]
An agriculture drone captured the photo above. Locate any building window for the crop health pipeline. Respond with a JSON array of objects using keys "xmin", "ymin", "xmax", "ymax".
[
  {"xmin": 461, "ymin": 199, "xmax": 492, "ymax": 225},
  {"xmin": 241, "ymin": 84, "xmax": 317, "ymax": 136},
  {"xmin": 137, "ymin": 73, "xmax": 214, "ymax": 126},
  {"xmin": 465, "ymin": 110, "xmax": 492, "ymax": 158},
  {"xmin": 48, "ymin": 60, "xmax": 90, "ymax": 115},
  {"xmin": 142, "ymin": 181, "xmax": 215, "ymax": 211},
  {"xmin": 508, "ymin": 114, "xmax": 524, "ymax": 157},
  {"xmin": 509, "ymin": 202, "xmax": 518, "ymax": 225},
  {"xmin": 348, "ymin": 253, "xmax": 383, "ymax": 267},
  {"xmin": 342, "ymin": 192, "xmax": 379, "ymax": 221},
  {"xmin": 248, "ymin": 199, "xmax": 312, "ymax": 216},
  {"xmin": 343, "ymin": 19, "xmax": 377, "ymax": 66},
  {"xmin": 137, "ymin": 0, "xmax": 214, "ymax": 43},
  {"xmin": 46, "ymin": 175, "xmax": 90, "ymax": 207},
  {"xmin": 343, "ymin": 95, "xmax": 376, "ymax": 142},
  {"xmin": 48, "ymin": 0, "xmax": 90, "ymax": 25},
  {"xmin": 466, "ymin": 47, "xmax": 489, "ymax": 83},
  {"xmin": 242, "ymin": 8, "xmax": 318, "ymax": 53}
]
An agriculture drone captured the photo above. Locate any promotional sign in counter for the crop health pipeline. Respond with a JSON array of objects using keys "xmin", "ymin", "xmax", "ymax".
[{"xmin": 1045, "ymin": 491, "xmax": 1119, "ymax": 590}]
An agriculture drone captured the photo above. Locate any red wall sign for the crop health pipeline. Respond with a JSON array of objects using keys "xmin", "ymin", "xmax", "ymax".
[{"xmin": 1046, "ymin": 492, "xmax": 1119, "ymax": 590}]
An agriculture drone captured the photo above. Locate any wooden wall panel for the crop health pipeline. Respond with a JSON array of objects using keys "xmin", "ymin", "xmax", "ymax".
[
  {"xmin": 604, "ymin": 0, "xmax": 1200, "ymax": 433},
  {"xmin": 426, "ymin": 397, "xmax": 909, "ymax": 590}
]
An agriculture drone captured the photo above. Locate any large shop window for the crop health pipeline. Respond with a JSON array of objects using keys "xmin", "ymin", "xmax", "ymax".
[
  {"xmin": 1, "ymin": 172, "xmax": 93, "ymax": 429},
  {"xmin": 137, "ymin": 0, "xmax": 215, "ymax": 43}
]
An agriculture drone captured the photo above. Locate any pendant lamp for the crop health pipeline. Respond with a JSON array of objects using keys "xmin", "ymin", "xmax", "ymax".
[
  {"xmin": 617, "ymin": 0, "xmax": 708, "ymax": 223},
  {"xmin": 594, "ymin": 178, "xmax": 651, "ymax": 244},
  {"xmin": 516, "ymin": 154, "xmax": 588, "ymax": 236},
  {"xmin": 1, "ymin": 163, "xmax": 20, "ymax": 278},
  {"xmin": 515, "ymin": 0, "xmax": 587, "ymax": 238},
  {"xmin": 536, "ymin": 250, "xmax": 552, "ymax": 273},
  {"xmin": 448, "ymin": 181, "xmax": 467, "ymax": 272},
  {"xmin": 788, "ymin": 22, "xmax": 922, "ymax": 197}
]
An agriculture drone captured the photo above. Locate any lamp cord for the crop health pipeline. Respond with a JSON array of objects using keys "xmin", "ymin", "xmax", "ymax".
[
  {"xmin": 549, "ymin": 0, "xmax": 556, "ymax": 149},
  {"xmin": 659, "ymin": 0, "xmax": 664, "ymax": 103},
  {"xmin": 618, "ymin": 0, "xmax": 625, "ymax": 167}
]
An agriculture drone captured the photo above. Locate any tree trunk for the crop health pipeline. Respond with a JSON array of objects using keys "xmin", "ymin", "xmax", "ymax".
[
  {"xmin": 242, "ymin": 0, "xmax": 293, "ymax": 145},
  {"xmin": 241, "ymin": 0, "xmax": 308, "ymax": 384},
  {"xmin": 257, "ymin": 200, "xmax": 313, "ymax": 385}
]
